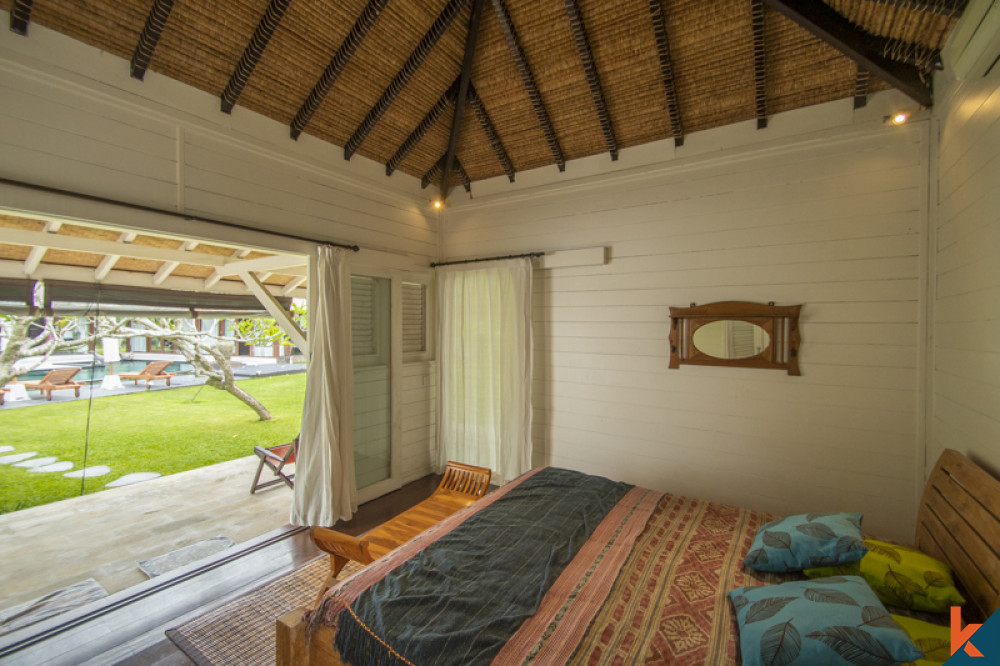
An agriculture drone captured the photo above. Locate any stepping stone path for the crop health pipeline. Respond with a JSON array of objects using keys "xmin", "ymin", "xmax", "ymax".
[
  {"xmin": 28, "ymin": 461, "xmax": 75, "ymax": 473},
  {"xmin": 0, "ymin": 452, "xmax": 38, "ymax": 464},
  {"xmin": 13, "ymin": 456, "xmax": 57, "ymax": 468},
  {"xmin": 63, "ymin": 466, "xmax": 112, "ymax": 479},
  {"xmin": 0, "ymin": 446, "xmax": 14, "ymax": 453},
  {"xmin": 106, "ymin": 472, "xmax": 161, "ymax": 488}
]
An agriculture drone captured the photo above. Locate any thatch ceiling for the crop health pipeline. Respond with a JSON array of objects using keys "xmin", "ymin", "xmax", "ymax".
[{"xmin": 2, "ymin": 0, "xmax": 961, "ymax": 200}]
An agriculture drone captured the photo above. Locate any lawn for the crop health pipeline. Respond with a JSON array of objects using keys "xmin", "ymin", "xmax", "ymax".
[{"xmin": 0, "ymin": 373, "xmax": 306, "ymax": 514}]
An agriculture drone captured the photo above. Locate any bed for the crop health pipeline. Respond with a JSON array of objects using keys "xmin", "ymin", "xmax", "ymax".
[{"xmin": 277, "ymin": 449, "xmax": 1000, "ymax": 665}]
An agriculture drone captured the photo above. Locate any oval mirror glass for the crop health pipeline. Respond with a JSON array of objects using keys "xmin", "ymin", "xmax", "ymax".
[{"xmin": 692, "ymin": 320, "xmax": 770, "ymax": 360}]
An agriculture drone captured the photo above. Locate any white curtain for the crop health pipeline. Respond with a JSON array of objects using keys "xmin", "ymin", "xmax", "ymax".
[
  {"xmin": 290, "ymin": 245, "xmax": 357, "ymax": 525},
  {"xmin": 436, "ymin": 258, "xmax": 533, "ymax": 484}
]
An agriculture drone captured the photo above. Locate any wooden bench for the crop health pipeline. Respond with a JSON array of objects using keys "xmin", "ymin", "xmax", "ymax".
[{"xmin": 308, "ymin": 461, "xmax": 491, "ymax": 606}]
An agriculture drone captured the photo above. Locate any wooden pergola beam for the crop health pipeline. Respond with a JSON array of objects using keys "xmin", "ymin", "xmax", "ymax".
[
  {"xmin": 238, "ymin": 271, "xmax": 308, "ymax": 354},
  {"xmin": 564, "ymin": 0, "xmax": 618, "ymax": 160},
  {"xmin": 221, "ymin": 0, "xmax": 293, "ymax": 114},
  {"xmin": 468, "ymin": 85, "xmax": 515, "ymax": 182},
  {"xmin": 9, "ymin": 0, "xmax": 33, "ymax": 35},
  {"xmin": 647, "ymin": 0, "xmax": 684, "ymax": 147},
  {"xmin": 752, "ymin": 0, "xmax": 768, "ymax": 129},
  {"xmin": 854, "ymin": 66, "xmax": 871, "ymax": 108},
  {"xmin": 441, "ymin": 0, "xmax": 485, "ymax": 201},
  {"xmin": 762, "ymin": 0, "xmax": 933, "ymax": 107},
  {"xmin": 290, "ymin": 0, "xmax": 389, "ymax": 140},
  {"xmin": 491, "ymin": 0, "xmax": 566, "ymax": 171},
  {"xmin": 386, "ymin": 79, "xmax": 460, "ymax": 177},
  {"xmin": 130, "ymin": 0, "xmax": 176, "ymax": 81},
  {"xmin": 344, "ymin": 0, "xmax": 470, "ymax": 159}
]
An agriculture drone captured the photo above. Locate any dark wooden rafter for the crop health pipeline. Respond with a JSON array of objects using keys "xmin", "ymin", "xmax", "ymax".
[
  {"xmin": 290, "ymin": 0, "xmax": 389, "ymax": 140},
  {"xmin": 221, "ymin": 0, "xmax": 293, "ymax": 114},
  {"xmin": 762, "ymin": 0, "xmax": 933, "ymax": 107},
  {"xmin": 564, "ymin": 0, "xmax": 618, "ymax": 160},
  {"xmin": 468, "ymin": 85, "xmax": 515, "ymax": 182},
  {"xmin": 867, "ymin": 0, "xmax": 966, "ymax": 17},
  {"xmin": 491, "ymin": 0, "xmax": 566, "ymax": 172},
  {"xmin": 853, "ymin": 66, "xmax": 870, "ymax": 108},
  {"xmin": 130, "ymin": 0, "xmax": 176, "ymax": 81},
  {"xmin": 386, "ymin": 79, "xmax": 460, "ymax": 176},
  {"xmin": 344, "ymin": 0, "xmax": 470, "ymax": 160},
  {"xmin": 882, "ymin": 38, "xmax": 943, "ymax": 70},
  {"xmin": 9, "ymin": 0, "xmax": 33, "ymax": 36},
  {"xmin": 752, "ymin": 0, "xmax": 768, "ymax": 129},
  {"xmin": 441, "ymin": 0, "xmax": 485, "ymax": 201},
  {"xmin": 647, "ymin": 0, "xmax": 684, "ymax": 147},
  {"xmin": 422, "ymin": 155, "xmax": 471, "ymax": 193}
]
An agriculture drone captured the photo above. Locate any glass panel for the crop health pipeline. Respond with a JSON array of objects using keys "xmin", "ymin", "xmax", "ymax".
[
  {"xmin": 352, "ymin": 276, "xmax": 391, "ymax": 489},
  {"xmin": 692, "ymin": 320, "xmax": 770, "ymax": 359}
]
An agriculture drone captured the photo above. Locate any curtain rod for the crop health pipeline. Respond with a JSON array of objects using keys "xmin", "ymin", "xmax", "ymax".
[
  {"xmin": 431, "ymin": 252, "xmax": 544, "ymax": 268},
  {"xmin": 0, "ymin": 177, "xmax": 361, "ymax": 252}
]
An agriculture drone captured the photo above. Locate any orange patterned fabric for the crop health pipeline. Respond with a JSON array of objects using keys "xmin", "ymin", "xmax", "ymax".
[{"xmin": 565, "ymin": 495, "xmax": 788, "ymax": 665}]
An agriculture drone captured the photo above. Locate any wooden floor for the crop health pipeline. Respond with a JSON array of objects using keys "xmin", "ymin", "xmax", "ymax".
[{"xmin": 0, "ymin": 473, "xmax": 439, "ymax": 666}]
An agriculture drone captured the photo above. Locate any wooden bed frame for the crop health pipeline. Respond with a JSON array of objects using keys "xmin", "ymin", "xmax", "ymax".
[{"xmin": 276, "ymin": 449, "xmax": 1000, "ymax": 665}]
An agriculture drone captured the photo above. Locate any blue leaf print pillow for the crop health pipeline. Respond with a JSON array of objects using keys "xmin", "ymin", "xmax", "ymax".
[
  {"xmin": 729, "ymin": 576, "xmax": 924, "ymax": 666},
  {"xmin": 744, "ymin": 512, "xmax": 867, "ymax": 572}
]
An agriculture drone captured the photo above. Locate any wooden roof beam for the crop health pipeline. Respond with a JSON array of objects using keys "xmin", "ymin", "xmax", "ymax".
[
  {"xmin": 762, "ymin": 0, "xmax": 933, "ymax": 106},
  {"xmin": 491, "ymin": 0, "xmax": 566, "ymax": 171},
  {"xmin": 290, "ymin": 0, "xmax": 389, "ymax": 140},
  {"xmin": 421, "ymin": 155, "xmax": 471, "ymax": 193},
  {"xmin": 221, "ymin": 0, "xmax": 293, "ymax": 114},
  {"xmin": 854, "ymin": 66, "xmax": 871, "ymax": 108},
  {"xmin": 564, "ymin": 0, "xmax": 618, "ymax": 160},
  {"xmin": 386, "ymin": 79, "xmax": 460, "ymax": 177},
  {"xmin": 752, "ymin": 0, "xmax": 768, "ymax": 129},
  {"xmin": 648, "ymin": 0, "xmax": 684, "ymax": 146},
  {"xmin": 441, "ymin": 0, "xmax": 485, "ymax": 201},
  {"xmin": 344, "ymin": 0, "xmax": 470, "ymax": 159},
  {"xmin": 468, "ymin": 85, "xmax": 515, "ymax": 182},
  {"xmin": 130, "ymin": 0, "xmax": 176, "ymax": 81},
  {"xmin": 9, "ymin": 0, "xmax": 33, "ymax": 35}
]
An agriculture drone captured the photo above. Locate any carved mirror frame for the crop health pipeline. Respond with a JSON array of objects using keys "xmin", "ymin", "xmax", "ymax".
[{"xmin": 668, "ymin": 301, "xmax": 802, "ymax": 375}]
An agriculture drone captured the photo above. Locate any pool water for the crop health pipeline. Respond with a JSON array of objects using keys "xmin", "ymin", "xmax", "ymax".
[{"xmin": 19, "ymin": 360, "xmax": 193, "ymax": 384}]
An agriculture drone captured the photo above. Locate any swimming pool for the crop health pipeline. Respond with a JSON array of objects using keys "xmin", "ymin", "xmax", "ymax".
[{"xmin": 18, "ymin": 360, "xmax": 193, "ymax": 384}]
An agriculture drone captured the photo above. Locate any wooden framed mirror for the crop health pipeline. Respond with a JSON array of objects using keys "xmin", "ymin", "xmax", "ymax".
[{"xmin": 668, "ymin": 301, "xmax": 802, "ymax": 375}]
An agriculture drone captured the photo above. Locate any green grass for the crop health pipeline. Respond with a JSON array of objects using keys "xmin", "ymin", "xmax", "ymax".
[{"xmin": 0, "ymin": 374, "xmax": 306, "ymax": 514}]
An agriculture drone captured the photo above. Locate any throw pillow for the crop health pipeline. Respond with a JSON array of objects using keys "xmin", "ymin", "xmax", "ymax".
[{"xmin": 744, "ymin": 512, "xmax": 867, "ymax": 572}]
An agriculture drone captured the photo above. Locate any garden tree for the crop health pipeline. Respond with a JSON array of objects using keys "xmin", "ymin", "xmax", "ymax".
[
  {"xmin": 0, "ymin": 314, "xmax": 125, "ymax": 388},
  {"xmin": 101, "ymin": 317, "xmax": 274, "ymax": 422},
  {"xmin": 232, "ymin": 301, "xmax": 307, "ymax": 361}
]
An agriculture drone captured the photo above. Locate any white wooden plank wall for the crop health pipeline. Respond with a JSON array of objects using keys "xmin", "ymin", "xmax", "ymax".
[
  {"xmin": 444, "ymin": 126, "xmax": 928, "ymax": 541},
  {"xmin": 930, "ymin": 75, "xmax": 1000, "ymax": 479}
]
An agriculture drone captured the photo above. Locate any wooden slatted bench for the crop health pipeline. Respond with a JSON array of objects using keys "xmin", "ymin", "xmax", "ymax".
[{"xmin": 308, "ymin": 461, "xmax": 491, "ymax": 606}]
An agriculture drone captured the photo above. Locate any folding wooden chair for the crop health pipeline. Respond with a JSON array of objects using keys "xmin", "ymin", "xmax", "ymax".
[{"xmin": 251, "ymin": 437, "xmax": 297, "ymax": 494}]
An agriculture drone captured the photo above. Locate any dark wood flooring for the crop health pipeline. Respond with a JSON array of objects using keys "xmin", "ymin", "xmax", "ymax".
[{"xmin": 0, "ymin": 474, "xmax": 440, "ymax": 666}]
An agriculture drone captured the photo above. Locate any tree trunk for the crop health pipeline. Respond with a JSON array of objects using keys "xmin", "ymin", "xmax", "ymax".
[{"xmin": 206, "ymin": 376, "xmax": 273, "ymax": 421}]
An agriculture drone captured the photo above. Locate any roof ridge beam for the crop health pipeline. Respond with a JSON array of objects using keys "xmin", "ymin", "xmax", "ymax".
[
  {"xmin": 9, "ymin": 0, "xmax": 33, "ymax": 35},
  {"xmin": 441, "ymin": 0, "xmax": 485, "ymax": 201},
  {"xmin": 290, "ymin": 0, "xmax": 390, "ymax": 140},
  {"xmin": 762, "ymin": 0, "xmax": 933, "ymax": 106},
  {"xmin": 648, "ymin": 0, "xmax": 684, "ymax": 147},
  {"xmin": 221, "ymin": 0, "xmax": 293, "ymax": 114},
  {"xmin": 564, "ymin": 0, "xmax": 618, "ymax": 160},
  {"xmin": 386, "ymin": 78, "xmax": 460, "ymax": 177},
  {"xmin": 344, "ymin": 0, "xmax": 471, "ymax": 159},
  {"xmin": 420, "ymin": 154, "xmax": 471, "ymax": 193},
  {"xmin": 130, "ymin": 0, "xmax": 176, "ymax": 80},
  {"xmin": 491, "ymin": 0, "xmax": 566, "ymax": 171},
  {"xmin": 752, "ymin": 0, "xmax": 768, "ymax": 129},
  {"xmin": 468, "ymin": 85, "xmax": 515, "ymax": 181}
]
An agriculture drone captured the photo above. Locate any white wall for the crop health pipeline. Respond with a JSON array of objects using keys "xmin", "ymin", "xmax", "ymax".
[
  {"xmin": 444, "ymin": 103, "xmax": 930, "ymax": 542},
  {"xmin": 0, "ymin": 18, "xmax": 440, "ymax": 487},
  {"xmin": 929, "ymin": 73, "xmax": 1000, "ymax": 479}
]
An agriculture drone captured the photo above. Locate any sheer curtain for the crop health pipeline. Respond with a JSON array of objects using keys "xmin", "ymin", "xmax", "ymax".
[
  {"xmin": 291, "ymin": 245, "xmax": 357, "ymax": 525},
  {"xmin": 436, "ymin": 258, "xmax": 533, "ymax": 484}
]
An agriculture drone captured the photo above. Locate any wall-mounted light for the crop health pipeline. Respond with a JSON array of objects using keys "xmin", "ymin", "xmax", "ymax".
[
  {"xmin": 432, "ymin": 199, "xmax": 443, "ymax": 210},
  {"xmin": 887, "ymin": 111, "xmax": 911, "ymax": 126}
]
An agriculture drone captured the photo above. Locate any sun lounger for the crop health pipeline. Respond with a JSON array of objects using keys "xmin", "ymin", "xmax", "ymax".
[
  {"xmin": 22, "ymin": 368, "xmax": 84, "ymax": 400},
  {"xmin": 120, "ymin": 361, "xmax": 176, "ymax": 387}
]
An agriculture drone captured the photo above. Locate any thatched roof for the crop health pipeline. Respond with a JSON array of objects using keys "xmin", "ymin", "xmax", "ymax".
[{"xmin": 2, "ymin": 0, "xmax": 961, "ymax": 199}]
